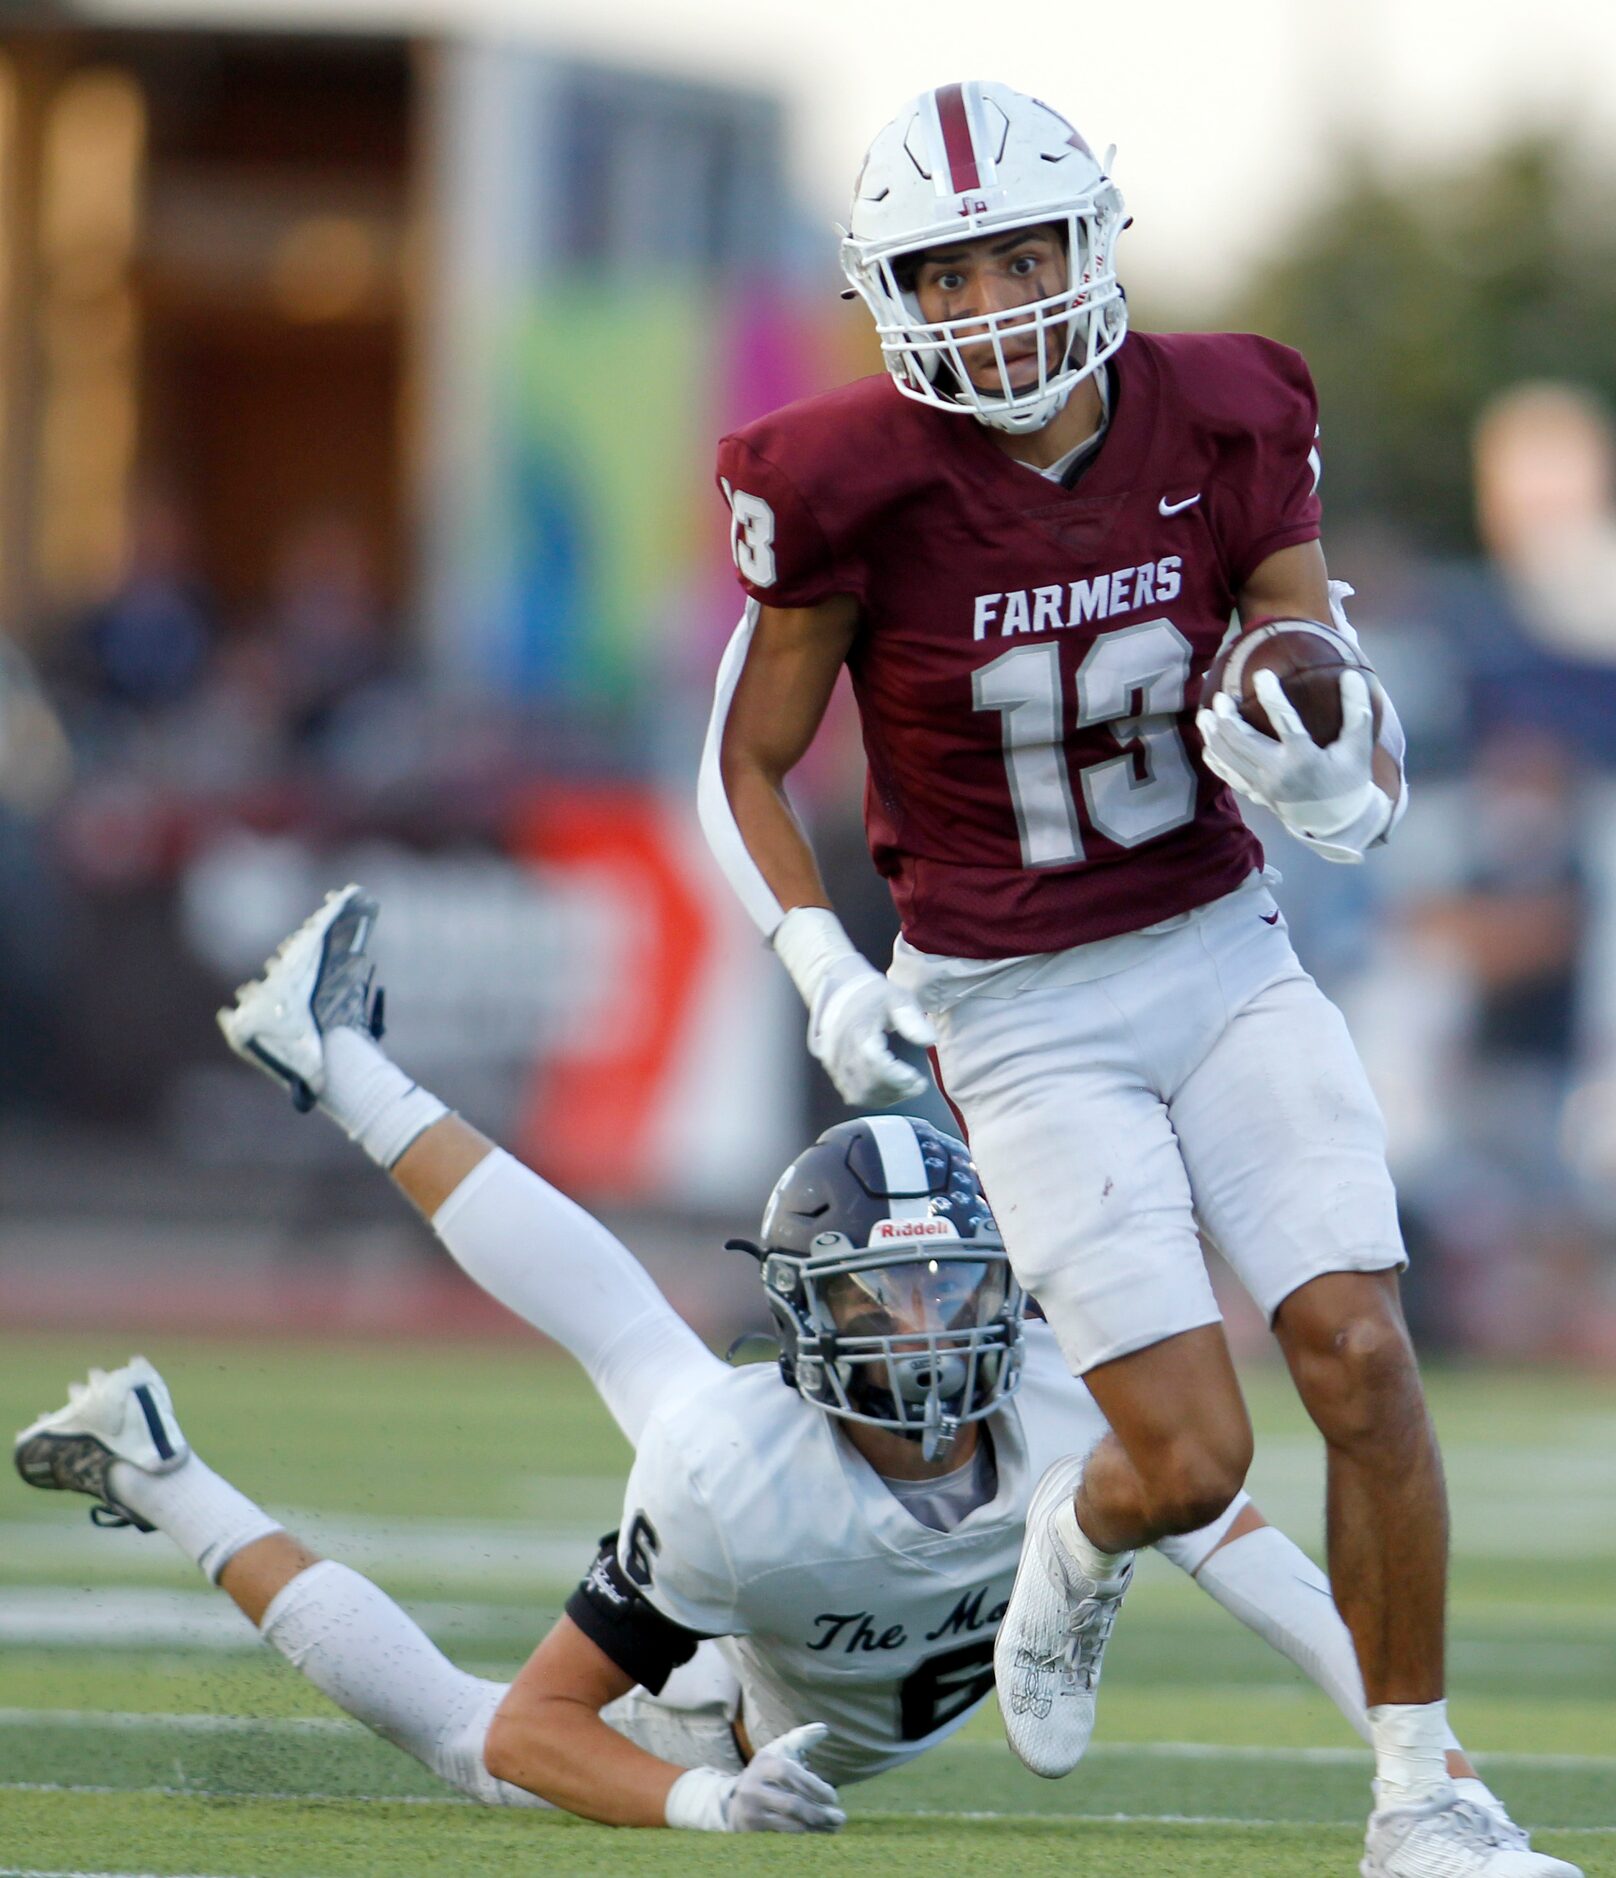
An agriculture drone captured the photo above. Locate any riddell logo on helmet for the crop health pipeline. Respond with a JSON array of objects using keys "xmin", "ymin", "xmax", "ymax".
[{"xmin": 870, "ymin": 1218, "xmax": 960, "ymax": 1243}]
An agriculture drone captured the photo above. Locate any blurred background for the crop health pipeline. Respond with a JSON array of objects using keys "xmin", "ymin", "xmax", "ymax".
[{"xmin": 2, "ymin": 0, "xmax": 1616, "ymax": 1370}]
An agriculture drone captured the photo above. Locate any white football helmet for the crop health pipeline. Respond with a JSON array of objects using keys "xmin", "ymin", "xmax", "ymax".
[{"xmin": 840, "ymin": 82, "xmax": 1129, "ymax": 435}]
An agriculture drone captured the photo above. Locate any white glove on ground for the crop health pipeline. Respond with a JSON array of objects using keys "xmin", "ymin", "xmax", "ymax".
[
  {"xmin": 772, "ymin": 907, "xmax": 935, "ymax": 1107},
  {"xmin": 664, "ymin": 1723, "xmax": 846, "ymax": 1833},
  {"xmin": 1196, "ymin": 667, "xmax": 1394, "ymax": 865}
]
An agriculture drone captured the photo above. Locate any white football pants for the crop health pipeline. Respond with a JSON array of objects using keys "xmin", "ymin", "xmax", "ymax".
[{"xmin": 924, "ymin": 874, "xmax": 1406, "ymax": 1373}]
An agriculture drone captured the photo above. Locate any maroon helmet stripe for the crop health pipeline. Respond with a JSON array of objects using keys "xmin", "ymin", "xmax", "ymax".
[{"xmin": 935, "ymin": 84, "xmax": 980, "ymax": 193}]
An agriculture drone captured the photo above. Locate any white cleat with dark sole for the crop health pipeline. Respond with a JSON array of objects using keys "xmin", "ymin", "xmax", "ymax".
[
  {"xmin": 14, "ymin": 1358, "xmax": 187, "ymax": 1532},
  {"xmin": 993, "ymin": 1452, "xmax": 1134, "ymax": 1777},
  {"xmin": 217, "ymin": 884, "xmax": 382, "ymax": 1111},
  {"xmin": 1363, "ymin": 1790, "xmax": 1583, "ymax": 1878}
]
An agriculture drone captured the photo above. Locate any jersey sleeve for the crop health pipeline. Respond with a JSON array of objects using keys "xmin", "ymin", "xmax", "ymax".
[
  {"xmin": 716, "ymin": 433, "xmax": 868, "ymax": 609},
  {"xmin": 565, "ymin": 1534, "xmax": 707, "ymax": 1694},
  {"xmin": 614, "ymin": 1410, "xmax": 745, "ymax": 1640},
  {"xmin": 1216, "ymin": 343, "xmax": 1324, "ymax": 591}
]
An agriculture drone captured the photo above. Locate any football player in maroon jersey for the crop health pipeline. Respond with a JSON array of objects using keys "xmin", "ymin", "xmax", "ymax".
[{"xmin": 699, "ymin": 82, "xmax": 1577, "ymax": 1878}]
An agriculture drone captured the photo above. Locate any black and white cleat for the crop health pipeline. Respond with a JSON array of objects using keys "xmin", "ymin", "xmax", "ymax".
[
  {"xmin": 216, "ymin": 884, "xmax": 383, "ymax": 1111},
  {"xmin": 14, "ymin": 1357, "xmax": 188, "ymax": 1532}
]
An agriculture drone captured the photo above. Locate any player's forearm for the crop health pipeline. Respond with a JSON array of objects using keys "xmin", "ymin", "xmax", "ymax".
[
  {"xmin": 483, "ymin": 1695, "xmax": 682, "ymax": 1827},
  {"xmin": 719, "ymin": 752, "xmax": 834, "ymax": 930},
  {"xmin": 698, "ymin": 595, "xmax": 857, "ymax": 936}
]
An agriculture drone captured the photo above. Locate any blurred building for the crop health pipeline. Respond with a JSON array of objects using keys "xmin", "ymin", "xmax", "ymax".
[{"xmin": 0, "ymin": 23, "xmax": 844, "ymax": 1222}]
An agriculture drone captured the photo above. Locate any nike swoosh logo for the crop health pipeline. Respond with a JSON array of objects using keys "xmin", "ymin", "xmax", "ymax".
[
  {"xmin": 1261, "ymin": 911, "xmax": 1280, "ymax": 925},
  {"xmin": 1158, "ymin": 492, "xmax": 1201, "ymax": 516}
]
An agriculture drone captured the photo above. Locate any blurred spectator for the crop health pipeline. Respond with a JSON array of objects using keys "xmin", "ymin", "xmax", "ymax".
[
  {"xmin": 253, "ymin": 512, "xmax": 392, "ymax": 749},
  {"xmin": 1391, "ymin": 729, "xmax": 1604, "ymax": 1353},
  {"xmin": 0, "ymin": 635, "xmax": 72, "ymax": 1113},
  {"xmin": 64, "ymin": 487, "xmax": 217, "ymax": 720},
  {"xmin": 1459, "ymin": 383, "xmax": 1616, "ymax": 763}
]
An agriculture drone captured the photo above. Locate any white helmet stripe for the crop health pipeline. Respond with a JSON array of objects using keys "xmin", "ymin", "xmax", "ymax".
[{"xmin": 863, "ymin": 1115, "xmax": 931, "ymax": 1221}]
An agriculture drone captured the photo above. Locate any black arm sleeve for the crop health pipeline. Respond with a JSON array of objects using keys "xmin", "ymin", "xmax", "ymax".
[{"xmin": 564, "ymin": 1532, "xmax": 710, "ymax": 1695}]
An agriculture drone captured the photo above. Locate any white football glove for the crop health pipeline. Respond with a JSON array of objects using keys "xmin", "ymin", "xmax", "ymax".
[
  {"xmin": 664, "ymin": 1723, "xmax": 846, "ymax": 1834},
  {"xmin": 772, "ymin": 906, "xmax": 936, "ymax": 1107},
  {"xmin": 1196, "ymin": 667, "xmax": 1394, "ymax": 865}
]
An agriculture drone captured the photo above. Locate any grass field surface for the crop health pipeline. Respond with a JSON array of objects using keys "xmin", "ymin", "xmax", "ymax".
[{"xmin": 2, "ymin": 1332, "xmax": 1611, "ymax": 1876}]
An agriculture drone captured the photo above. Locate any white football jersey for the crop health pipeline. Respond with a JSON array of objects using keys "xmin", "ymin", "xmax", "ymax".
[{"xmin": 616, "ymin": 1322, "xmax": 1107, "ymax": 1787}]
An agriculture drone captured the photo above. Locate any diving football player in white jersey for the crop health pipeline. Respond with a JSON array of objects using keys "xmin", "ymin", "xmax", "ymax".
[{"xmin": 14, "ymin": 890, "xmax": 1532, "ymax": 1838}]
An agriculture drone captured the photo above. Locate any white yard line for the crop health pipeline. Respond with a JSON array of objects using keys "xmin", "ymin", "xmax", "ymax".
[
  {"xmin": 858, "ymin": 1811, "xmax": 1616, "ymax": 1834},
  {"xmin": 0, "ymin": 1708, "xmax": 358, "ymax": 1735},
  {"xmin": 0, "ymin": 1782, "xmax": 465, "ymax": 1806},
  {"xmin": 0, "ymin": 1586, "xmax": 539, "ymax": 1650},
  {"xmin": 1070, "ymin": 1740, "xmax": 1616, "ymax": 1772},
  {"xmin": 1, "ymin": 1510, "xmax": 605, "ymax": 1584},
  {"xmin": 3, "ymin": 1790, "xmax": 1612, "ymax": 1836},
  {"xmin": 3, "ymin": 1709, "xmax": 1613, "ymax": 1772}
]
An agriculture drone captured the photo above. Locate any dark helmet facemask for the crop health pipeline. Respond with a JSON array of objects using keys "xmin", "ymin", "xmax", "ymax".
[{"xmin": 802, "ymin": 1247, "xmax": 1021, "ymax": 1461}]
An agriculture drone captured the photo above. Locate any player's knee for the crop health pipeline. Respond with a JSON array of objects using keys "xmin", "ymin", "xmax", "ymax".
[
  {"xmin": 1296, "ymin": 1310, "xmax": 1421, "ymax": 1447},
  {"xmin": 1142, "ymin": 1432, "xmax": 1252, "ymax": 1536}
]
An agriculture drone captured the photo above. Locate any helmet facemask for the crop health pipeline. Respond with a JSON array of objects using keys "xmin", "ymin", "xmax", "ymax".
[
  {"xmin": 765, "ymin": 1240, "xmax": 1025, "ymax": 1462},
  {"xmin": 846, "ymin": 197, "xmax": 1127, "ymax": 435}
]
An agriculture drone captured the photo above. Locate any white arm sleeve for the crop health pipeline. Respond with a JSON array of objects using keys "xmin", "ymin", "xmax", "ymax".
[
  {"xmin": 1328, "ymin": 579, "xmax": 1409, "ymax": 847},
  {"xmin": 698, "ymin": 600, "xmax": 787, "ymax": 939},
  {"xmin": 431, "ymin": 1150, "xmax": 721, "ymax": 1449}
]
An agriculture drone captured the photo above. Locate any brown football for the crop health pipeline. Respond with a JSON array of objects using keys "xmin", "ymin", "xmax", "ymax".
[{"xmin": 1200, "ymin": 619, "xmax": 1382, "ymax": 745}]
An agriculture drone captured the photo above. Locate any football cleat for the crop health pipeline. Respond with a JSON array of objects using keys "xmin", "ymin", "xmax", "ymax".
[
  {"xmin": 994, "ymin": 1451, "xmax": 1133, "ymax": 1777},
  {"xmin": 1363, "ymin": 1789, "xmax": 1583, "ymax": 1878},
  {"xmin": 14, "ymin": 1357, "xmax": 188, "ymax": 1532},
  {"xmin": 1454, "ymin": 1781, "xmax": 1562, "ymax": 1865},
  {"xmin": 217, "ymin": 885, "xmax": 383, "ymax": 1111}
]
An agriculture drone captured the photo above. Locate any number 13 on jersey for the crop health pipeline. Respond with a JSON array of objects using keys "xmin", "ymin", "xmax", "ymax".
[{"xmin": 974, "ymin": 619, "xmax": 1199, "ymax": 867}]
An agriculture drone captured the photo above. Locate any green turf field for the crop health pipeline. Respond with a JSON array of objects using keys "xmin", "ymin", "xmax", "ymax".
[{"xmin": 2, "ymin": 1333, "xmax": 1611, "ymax": 1876}]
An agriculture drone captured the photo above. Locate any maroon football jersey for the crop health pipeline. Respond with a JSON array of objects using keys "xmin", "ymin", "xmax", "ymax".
[{"xmin": 716, "ymin": 331, "xmax": 1323, "ymax": 958}]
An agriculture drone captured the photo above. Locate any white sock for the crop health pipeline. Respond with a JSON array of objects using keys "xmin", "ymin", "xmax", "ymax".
[
  {"xmin": 260, "ymin": 1560, "xmax": 545, "ymax": 1808},
  {"xmin": 318, "ymin": 1026, "xmax": 446, "ymax": 1169},
  {"xmin": 1053, "ymin": 1493, "xmax": 1131, "ymax": 1581},
  {"xmin": 1370, "ymin": 1699, "xmax": 1455, "ymax": 1807},
  {"xmin": 1188, "ymin": 1527, "xmax": 1372, "ymax": 1744},
  {"xmin": 107, "ymin": 1454, "xmax": 283, "ymax": 1584}
]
